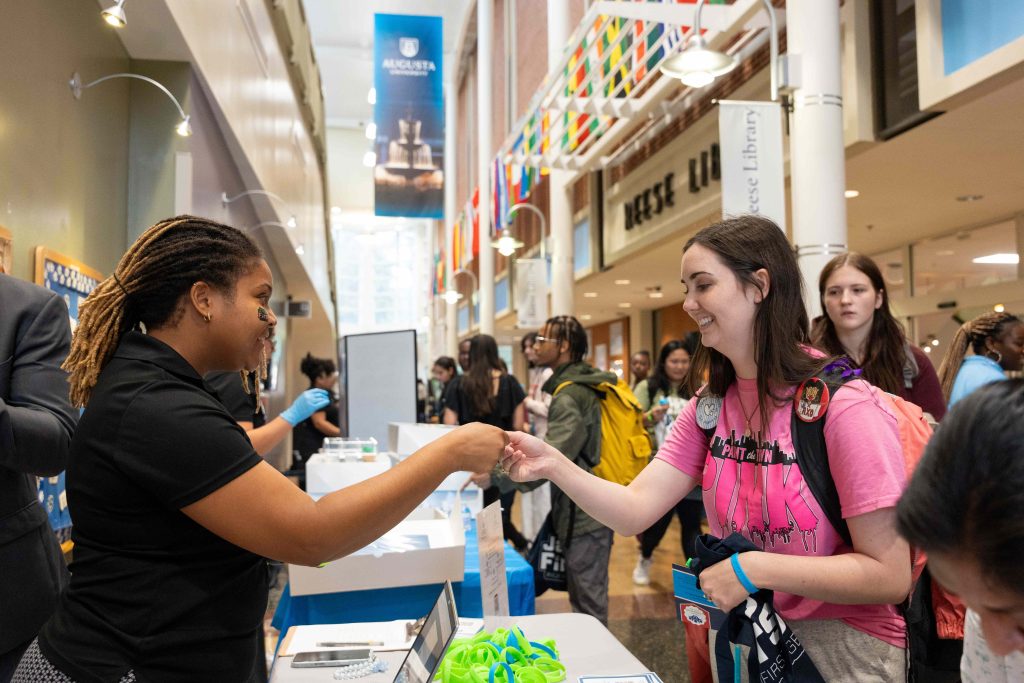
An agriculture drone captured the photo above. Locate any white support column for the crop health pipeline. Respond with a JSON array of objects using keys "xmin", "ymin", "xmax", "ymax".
[
  {"xmin": 548, "ymin": 1, "xmax": 574, "ymax": 317},
  {"xmin": 788, "ymin": 0, "xmax": 847, "ymax": 319},
  {"xmin": 444, "ymin": 75, "xmax": 458, "ymax": 355},
  {"xmin": 477, "ymin": 0, "xmax": 495, "ymax": 335}
]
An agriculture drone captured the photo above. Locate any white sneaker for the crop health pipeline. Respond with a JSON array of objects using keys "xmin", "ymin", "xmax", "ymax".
[{"xmin": 632, "ymin": 556, "xmax": 652, "ymax": 586}]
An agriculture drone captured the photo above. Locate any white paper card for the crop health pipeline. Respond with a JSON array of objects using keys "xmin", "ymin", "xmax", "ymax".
[
  {"xmin": 280, "ymin": 621, "xmax": 413, "ymax": 655},
  {"xmin": 475, "ymin": 501, "xmax": 509, "ymax": 617}
]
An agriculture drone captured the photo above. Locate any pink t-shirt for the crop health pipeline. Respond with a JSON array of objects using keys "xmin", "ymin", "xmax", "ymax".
[{"xmin": 657, "ymin": 376, "xmax": 908, "ymax": 647}]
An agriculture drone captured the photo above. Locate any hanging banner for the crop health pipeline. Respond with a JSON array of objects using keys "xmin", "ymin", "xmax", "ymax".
[
  {"xmin": 718, "ymin": 100, "xmax": 786, "ymax": 232},
  {"xmin": 514, "ymin": 258, "xmax": 548, "ymax": 329},
  {"xmin": 373, "ymin": 14, "xmax": 444, "ymax": 218}
]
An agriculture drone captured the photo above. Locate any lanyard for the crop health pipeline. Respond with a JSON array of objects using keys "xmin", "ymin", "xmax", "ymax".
[{"xmin": 435, "ymin": 626, "xmax": 567, "ymax": 683}]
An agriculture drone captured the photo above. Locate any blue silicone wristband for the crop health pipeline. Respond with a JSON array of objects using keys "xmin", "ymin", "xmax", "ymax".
[{"xmin": 730, "ymin": 553, "xmax": 759, "ymax": 594}]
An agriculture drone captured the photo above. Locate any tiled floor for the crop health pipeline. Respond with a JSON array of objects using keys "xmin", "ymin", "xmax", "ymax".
[{"xmin": 263, "ymin": 514, "xmax": 695, "ymax": 682}]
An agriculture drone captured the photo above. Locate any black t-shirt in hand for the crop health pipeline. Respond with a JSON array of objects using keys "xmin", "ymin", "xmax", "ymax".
[
  {"xmin": 444, "ymin": 373, "xmax": 526, "ymax": 429},
  {"xmin": 38, "ymin": 332, "xmax": 267, "ymax": 683}
]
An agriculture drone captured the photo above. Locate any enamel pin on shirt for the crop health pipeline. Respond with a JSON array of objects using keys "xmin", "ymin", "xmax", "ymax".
[
  {"xmin": 795, "ymin": 378, "xmax": 830, "ymax": 422},
  {"xmin": 696, "ymin": 396, "xmax": 723, "ymax": 431}
]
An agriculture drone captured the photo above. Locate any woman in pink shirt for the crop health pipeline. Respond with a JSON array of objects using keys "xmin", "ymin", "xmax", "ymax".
[{"xmin": 502, "ymin": 216, "xmax": 912, "ymax": 681}]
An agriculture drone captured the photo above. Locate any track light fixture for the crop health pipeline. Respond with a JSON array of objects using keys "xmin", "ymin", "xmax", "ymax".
[
  {"xmin": 222, "ymin": 190, "xmax": 297, "ymax": 228},
  {"xmin": 69, "ymin": 71, "xmax": 191, "ymax": 136},
  {"xmin": 101, "ymin": 0, "xmax": 127, "ymax": 28}
]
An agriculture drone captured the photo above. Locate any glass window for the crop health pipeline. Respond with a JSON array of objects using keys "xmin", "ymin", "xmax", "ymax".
[
  {"xmin": 574, "ymin": 219, "xmax": 591, "ymax": 275},
  {"xmin": 332, "ymin": 216, "xmax": 430, "ymax": 337},
  {"xmin": 912, "ymin": 220, "xmax": 1018, "ymax": 297}
]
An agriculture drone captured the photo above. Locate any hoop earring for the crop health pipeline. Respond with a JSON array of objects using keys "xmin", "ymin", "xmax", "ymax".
[
  {"xmin": 203, "ymin": 313, "xmax": 212, "ymax": 323},
  {"xmin": 987, "ymin": 349, "xmax": 1003, "ymax": 364}
]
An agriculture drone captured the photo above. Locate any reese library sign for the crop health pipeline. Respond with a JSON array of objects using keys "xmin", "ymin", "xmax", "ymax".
[{"xmin": 603, "ymin": 118, "xmax": 723, "ymax": 265}]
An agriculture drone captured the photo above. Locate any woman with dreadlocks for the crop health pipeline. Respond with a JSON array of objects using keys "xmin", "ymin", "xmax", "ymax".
[
  {"xmin": 937, "ymin": 311, "xmax": 1024, "ymax": 408},
  {"xmin": 13, "ymin": 216, "xmax": 507, "ymax": 683}
]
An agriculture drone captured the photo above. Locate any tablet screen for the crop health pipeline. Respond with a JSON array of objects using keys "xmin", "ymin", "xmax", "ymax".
[{"xmin": 393, "ymin": 581, "xmax": 459, "ymax": 683}]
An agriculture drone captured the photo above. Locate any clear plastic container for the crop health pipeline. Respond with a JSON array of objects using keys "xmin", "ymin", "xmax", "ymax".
[{"xmin": 321, "ymin": 437, "xmax": 378, "ymax": 461}]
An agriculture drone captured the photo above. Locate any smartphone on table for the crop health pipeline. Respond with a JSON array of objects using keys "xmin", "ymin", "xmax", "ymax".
[{"xmin": 291, "ymin": 648, "xmax": 372, "ymax": 668}]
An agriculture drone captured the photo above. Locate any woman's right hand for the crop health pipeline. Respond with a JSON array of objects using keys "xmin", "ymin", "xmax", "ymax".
[
  {"xmin": 446, "ymin": 422, "xmax": 509, "ymax": 474},
  {"xmin": 501, "ymin": 431, "xmax": 561, "ymax": 483},
  {"xmin": 649, "ymin": 403, "xmax": 669, "ymax": 422}
]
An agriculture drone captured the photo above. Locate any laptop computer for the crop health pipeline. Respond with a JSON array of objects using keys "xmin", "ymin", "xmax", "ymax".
[{"xmin": 393, "ymin": 581, "xmax": 460, "ymax": 683}]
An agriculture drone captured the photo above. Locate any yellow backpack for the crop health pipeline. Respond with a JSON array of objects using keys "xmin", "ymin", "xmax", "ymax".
[{"xmin": 553, "ymin": 379, "xmax": 653, "ymax": 486}]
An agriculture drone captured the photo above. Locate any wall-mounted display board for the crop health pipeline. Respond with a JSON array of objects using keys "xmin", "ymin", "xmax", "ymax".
[
  {"xmin": 34, "ymin": 246, "xmax": 104, "ymax": 549},
  {"xmin": 34, "ymin": 246, "xmax": 104, "ymax": 335}
]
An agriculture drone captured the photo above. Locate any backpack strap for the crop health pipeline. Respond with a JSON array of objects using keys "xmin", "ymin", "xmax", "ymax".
[
  {"xmin": 551, "ymin": 379, "xmax": 602, "ymax": 469},
  {"xmin": 791, "ymin": 361, "xmax": 862, "ymax": 547}
]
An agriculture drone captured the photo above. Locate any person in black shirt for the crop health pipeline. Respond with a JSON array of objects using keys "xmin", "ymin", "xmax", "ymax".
[
  {"xmin": 13, "ymin": 216, "xmax": 507, "ymax": 683},
  {"xmin": 429, "ymin": 355, "xmax": 457, "ymax": 422},
  {"xmin": 208, "ymin": 341, "xmax": 332, "ymax": 460},
  {"xmin": 291, "ymin": 352, "xmax": 340, "ymax": 486},
  {"xmin": 443, "ymin": 334, "xmax": 529, "ymax": 552}
]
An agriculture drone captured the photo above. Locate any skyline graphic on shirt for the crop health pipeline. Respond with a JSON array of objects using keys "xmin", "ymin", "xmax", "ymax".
[{"xmin": 705, "ymin": 430, "xmax": 824, "ymax": 553}]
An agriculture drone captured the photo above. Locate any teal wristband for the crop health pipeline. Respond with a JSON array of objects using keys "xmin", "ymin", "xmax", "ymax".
[{"xmin": 730, "ymin": 553, "xmax": 759, "ymax": 594}]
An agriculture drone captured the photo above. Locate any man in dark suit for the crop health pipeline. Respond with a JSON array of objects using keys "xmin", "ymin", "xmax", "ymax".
[{"xmin": 0, "ymin": 272, "xmax": 77, "ymax": 681}]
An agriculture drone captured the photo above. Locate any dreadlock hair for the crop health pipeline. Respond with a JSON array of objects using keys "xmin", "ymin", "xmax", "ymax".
[
  {"xmin": 543, "ymin": 315, "xmax": 588, "ymax": 364},
  {"xmin": 937, "ymin": 311, "xmax": 1022, "ymax": 402},
  {"xmin": 684, "ymin": 215, "xmax": 829, "ymax": 430},
  {"xmin": 64, "ymin": 215, "xmax": 262, "ymax": 407},
  {"xmin": 811, "ymin": 252, "xmax": 908, "ymax": 394},
  {"xmin": 300, "ymin": 353, "xmax": 337, "ymax": 387},
  {"xmin": 462, "ymin": 334, "xmax": 504, "ymax": 417}
]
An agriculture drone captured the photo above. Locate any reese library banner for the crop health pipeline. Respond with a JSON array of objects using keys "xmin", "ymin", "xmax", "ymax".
[
  {"xmin": 373, "ymin": 14, "xmax": 445, "ymax": 218},
  {"xmin": 718, "ymin": 100, "xmax": 786, "ymax": 232}
]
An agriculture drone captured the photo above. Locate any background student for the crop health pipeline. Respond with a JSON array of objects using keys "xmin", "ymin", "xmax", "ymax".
[
  {"xmin": 290, "ymin": 352, "xmax": 342, "ymax": 487},
  {"xmin": 630, "ymin": 338, "xmax": 700, "ymax": 586},
  {"xmin": 937, "ymin": 310, "xmax": 1023, "ymax": 407},
  {"xmin": 813, "ymin": 252, "xmax": 946, "ymax": 421},
  {"xmin": 444, "ymin": 333, "xmax": 529, "ymax": 552}
]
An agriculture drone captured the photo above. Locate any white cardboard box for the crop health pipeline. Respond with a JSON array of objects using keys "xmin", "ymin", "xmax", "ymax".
[
  {"xmin": 288, "ymin": 507, "xmax": 467, "ymax": 596},
  {"xmin": 305, "ymin": 452, "xmax": 392, "ymax": 499},
  {"xmin": 388, "ymin": 422, "xmax": 455, "ymax": 457}
]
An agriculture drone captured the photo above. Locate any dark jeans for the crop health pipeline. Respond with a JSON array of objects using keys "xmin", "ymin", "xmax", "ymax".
[
  {"xmin": 566, "ymin": 527, "xmax": 614, "ymax": 625},
  {"xmin": 640, "ymin": 498, "xmax": 704, "ymax": 560},
  {"xmin": 482, "ymin": 486, "xmax": 529, "ymax": 551}
]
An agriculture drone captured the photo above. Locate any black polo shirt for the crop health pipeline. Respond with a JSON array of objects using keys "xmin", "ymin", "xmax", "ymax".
[
  {"xmin": 38, "ymin": 332, "xmax": 266, "ymax": 683},
  {"xmin": 206, "ymin": 371, "xmax": 267, "ymax": 429}
]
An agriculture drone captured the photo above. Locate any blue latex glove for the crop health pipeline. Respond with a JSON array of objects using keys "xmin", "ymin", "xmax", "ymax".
[{"xmin": 280, "ymin": 388, "xmax": 331, "ymax": 425}]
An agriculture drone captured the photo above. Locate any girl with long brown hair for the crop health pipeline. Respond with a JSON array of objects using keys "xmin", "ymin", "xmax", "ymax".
[
  {"xmin": 443, "ymin": 333, "xmax": 529, "ymax": 551},
  {"xmin": 502, "ymin": 216, "xmax": 912, "ymax": 681},
  {"xmin": 812, "ymin": 252, "xmax": 946, "ymax": 420}
]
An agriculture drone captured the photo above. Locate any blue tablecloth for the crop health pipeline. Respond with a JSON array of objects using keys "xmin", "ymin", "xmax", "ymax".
[{"xmin": 272, "ymin": 524, "xmax": 535, "ymax": 634}]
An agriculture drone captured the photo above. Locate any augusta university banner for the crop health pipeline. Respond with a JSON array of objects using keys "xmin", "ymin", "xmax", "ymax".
[
  {"xmin": 373, "ymin": 14, "xmax": 444, "ymax": 218},
  {"xmin": 718, "ymin": 100, "xmax": 786, "ymax": 231}
]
